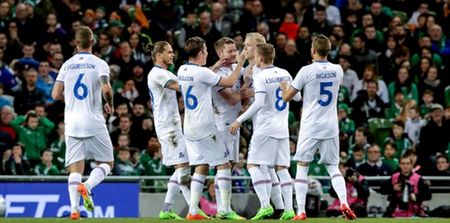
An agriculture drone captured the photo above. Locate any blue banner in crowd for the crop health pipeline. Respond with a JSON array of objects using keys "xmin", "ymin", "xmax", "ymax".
[{"xmin": 0, "ymin": 182, "xmax": 139, "ymax": 217}]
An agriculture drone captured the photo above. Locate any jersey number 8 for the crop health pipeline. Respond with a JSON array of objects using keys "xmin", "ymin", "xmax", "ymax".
[
  {"xmin": 275, "ymin": 88, "xmax": 287, "ymax": 111},
  {"xmin": 74, "ymin": 73, "xmax": 88, "ymax": 100}
]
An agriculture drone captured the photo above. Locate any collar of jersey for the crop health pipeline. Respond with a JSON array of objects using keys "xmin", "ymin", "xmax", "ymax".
[
  {"xmin": 313, "ymin": 60, "xmax": 328, "ymax": 63},
  {"xmin": 77, "ymin": 52, "xmax": 91, "ymax": 55},
  {"xmin": 185, "ymin": 62, "xmax": 200, "ymax": 66},
  {"xmin": 262, "ymin": 65, "xmax": 275, "ymax": 70},
  {"xmin": 154, "ymin": 64, "xmax": 163, "ymax": 69}
]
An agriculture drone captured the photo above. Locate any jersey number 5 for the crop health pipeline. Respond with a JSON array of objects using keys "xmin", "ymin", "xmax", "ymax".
[
  {"xmin": 275, "ymin": 88, "xmax": 287, "ymax": 111},
  {"xmin": 181, "ymin": 85, "xmax": 198, "ymax": 110},
  {"xmin": 74, "ymin": 73, "xmax": 88, "ymax": 100},
  {"xmin": 318, "ymin": 81, "xmax": 333, "ymax": 106}
]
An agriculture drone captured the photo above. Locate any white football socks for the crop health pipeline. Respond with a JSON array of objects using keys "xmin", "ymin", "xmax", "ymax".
[
  {"xmin": 277, "ymin": 169, "xmax": 293, "ymax": 211},
  {"xmin": 189, "ymin": 173, "xmax": 206, "ymax": 215},
  {"xmin": 294, "ymin": 165, "xmax": 309, "ymax": 215},
  {"xmin": 68, "ymin": 172, "xmax": 82, "ymax": 212},
  {"xmin": 326, "ymin": 165, "xmax": 348, "ymax": 206},
  {"xmin": 85, "ymin": 163, "xmax": 111, "ymax": 190},
  {"xmin": 248, "ymin": 166, "xmax": 270, "ymax": 208},
  {"xmin": 217, "ymin": 169, "xmax": 232, "ymax": 213}
]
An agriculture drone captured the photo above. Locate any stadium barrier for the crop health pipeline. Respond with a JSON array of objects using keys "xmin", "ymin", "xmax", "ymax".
[{"xmin": 0, "ymin": 176, "xmax": 449, "ymax": 218}]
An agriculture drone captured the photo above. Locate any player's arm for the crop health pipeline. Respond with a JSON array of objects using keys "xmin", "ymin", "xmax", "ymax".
[
  {"xmin": 164, "ymin": 79, "xmax": 180, "ymax": 92},
  {"xmin": 280, "ymin": 81, "xmax": 299, "ymax": 102},
  {"xmin": 51, "ymin": 81, "xmax": 64, "ymax": 101},
  {"xmin": 216, "ymin": 49, "xmax": 247, "ymax": 88},
  {"xmin": 230, "ymin": 91, "xmax": 264, "ymax": 135},
  {"xmin": 219, "ymin": 88, "xmax": 241, "ymax": 106},
  {"xmin": 100, "ymin": 75, "xmax": 114, "ymax": 115}
]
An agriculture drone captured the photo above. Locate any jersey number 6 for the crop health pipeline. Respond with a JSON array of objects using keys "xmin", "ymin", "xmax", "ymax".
[
  {"xmin": 74, "ymin": 73, "xmax": 88, "ymax": 100},
  {"xmin": 181, "ymin": 85, "xmax": 198, "ymax": 110}
]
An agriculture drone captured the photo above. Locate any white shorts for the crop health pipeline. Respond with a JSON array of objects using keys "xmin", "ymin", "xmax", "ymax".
[
  {"xmin": 220, "ymin": 130, "xmax": 240, "ymax": 162},
  {"xmin": 247, "ymin": 134, "xmax": 290, "ymax": 167},
  {"xmin": 185, "ymin": 132, "xmax": 230, "ymax": 167},
  {"xmin": 65, "ymin": 132, "xmax": 114, "ymax": 167},
  {"xmin": 159, "ymin": 130, "xmax": 189, "ymax": 166},
  {"xmin": 293, "ymin": 135, "xmax": 339, "ymax": 165}
]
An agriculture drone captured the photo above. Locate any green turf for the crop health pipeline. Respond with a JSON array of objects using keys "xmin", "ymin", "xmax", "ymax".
[{"xmin": 0, "ymin": 218, "xmax": 449, "ymax": 223}]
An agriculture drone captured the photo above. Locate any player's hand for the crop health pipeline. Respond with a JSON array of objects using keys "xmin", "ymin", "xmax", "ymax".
[
  {"xmin": 279, "ymin": 81, "xmax": 288, "ymax": 92},
  {"xmin": 229, "ymin": 121, "xmax": 241, "ymax": 135},
  {"xmin": 237, "ymin": 49, "xmax": 247, "ymax": 64},
  {"xmin": 210, "ymin": 57, "xmax": 227, "ymax": 72},
  {"xmin": 393, "ymin": 183, "xmax": 402, "ymax": 192},
  {"xmin": 240, "ymin": 87, "xmax": 254, "ymax": 99},
  {"xmin": 104, "ymin": 103, "xmax": 114, "ymax": 115}
]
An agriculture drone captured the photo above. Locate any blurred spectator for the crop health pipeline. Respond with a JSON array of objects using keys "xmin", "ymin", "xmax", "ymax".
[
  {"xmin": 177, "ymin": 10, "xmax": 198, "ymax": 49},
  {"xmin": 4, "ymin": 143, "xmax": 31, "ymax": 175},
  {"xmin": 0, "ymin": 48, "xmax": 21, "ymax": 93},
  {"xmin": 196, "ymin": 11, "xmax": 223, "ymax": 65},
  {"xmin": 274, "ymin": 40, "xmax": 305, "ymax": 77},
  {"xmin": 256, "ymin": 22, "xmax": 273, "ymax": 45},
  {"xmin": 278, "ymin": 12, "xmax": 299, "ymax": 40},
  {"xmin": 211, "ymin": 2, "xmax": 232, "ymax": 37},
  {"xmin": 384, "ymin": 120, "xmax": 412, "ymax": 159},
  {"xmin": 200, "ymin": 180, "xmax": 217, "ymax": 216},
  {"xmin": 34, "ymin": 149, "xmax": 60, "ymax": 175},
  {"xmin": 120, "ymin": 79, "xmax": 139, "ymax": 102},
  {"xmin": 388, "ymin": 67, "xmax": 419, "ymax": 104},
  {"xmin": 0, "ymin": 105, "xmax": 16, "ymax": 142},
  {"xmin": 150, "ymin": 0, "xmax": 183, "ymax": 41},
  {"xmin": 1, "ymin": 147, "xmax": 11, "ymax": 174},
  {"xmin": 351, "ymin": 33, "xmax": 378, "ymax": 77},
  {"xmin": 109, "ymin": 64, "xmax": 124, "ymax": 95},
  {"xmin": 339, "ymin": 55, "xmax": 358, "ymax": 97},
  {"xmin": 116, "ymin": 133, "xmax": 131, "ymax": 149},
  {"xmin": 310, "ymin": 5, "xmax": 332, "ymax": 36},
  {"xmin": 352, "ymin": 64, "xmax": 389, "ymax": 104},
  {"xmin": 110, "ymin": 41, "xmax": 136, "ymax": 81},
  {"xmin": 386, "ymin": 91, "xmax": 405, "ymax": 120},
  {"xmin": 36, "ymin": 61, "xmax": 55, "ymax": 105},
  {"xmin": 417, "ymin": 103, "xmax": 450, "ymax": 169},
  {"xmin": 50, "ymin": 121, "xmax": 66, "ymax": 171},
  {"xmin": 429, "ymin": 24, "xmax": 450, "ymax": 56},
  {"xmin": 0, "ymin": 83, "xmax": 12, "ymax": 109},
  {"xmin": 381, "ymin": 156, "xmax": 431, "ymax": 217},
  {"xmin": 348, "ymin": 127, "xmax": 370, "ymax": 155},
  {"xmin": 346, "ymin": 145, "xmax": 366, "ymax": 170},
  {"xmin": 13, "ymin": 68, "xmax": 46, "ymax": 114},
  {"xmin": 48, "ymin": 52, "xmax": 64, "ymax": 79},
  {"xmin": 18, "ymin": 44, "xmax": 39, "ymax": 69},
  {"xmin": 327, "ymin": 162, "xmax": 369, "ymax": 218},
  {"xmin": 418, "ymin": 66, "xmax": 445, "ymax": 105},
  {"xmin": 382, "ymin": 142, "xmax": 399, "ymax": 172},
  {"xmin": 420, "ymin": 89, "xmax": 434, "ymax": 117},
  {"xmin": 141, "ymin": 135, "xmax": 168, "ymax": 190},
  {"xmin": 129, "ymin": 147, "xmax": 144, "ymax": 175},
  {"xmin": 427, "ymin": 155, "xmax": 450, "ymax": 177},
  {"xmin": 130, "ymin": 63, "xmax": 148, "ymax": 101},
  {"xmin": 295, "ymin": 26, "xmax": 312, "ymax": 62},
  {"xmin": 111, "ymin": 114, "xmax": 137, "ymax": 148},
  {"xmin": 404, "ymin": 106, "xmax": 426, "ymax": 147},
  {"xmin": 369, "ymin": 1, "xmax": 391, "ymax": 32},
  {"xmin": 238, "ymin": 0, "xmax": 267, "ymax": 35},
  {"xmin": 114, "ymin": 146, "xmax": 140, "ymax": 176},
  {"xmin": 338, "ymin": 103, "xmax": 355, "ymax": 137},
  {"xmin": 352, "ymin": 80, "xmax": 386, "ymax": 127},
  {"xmin": 379, "ymin": 46, "xmax": 410, "ymax": 84},
  {"xmin": 357, "ymin": 144, "xmax": 392, "ymax": 177},
  {"xmin": 319, "ymin": 0, "xmax": 341, "ymax": 26},
  {"xmin": 94, "ymin": 32, "xmax": 115, "ymax": 63},
  {"xmin": 10, "ymin": 110, "xmax": 54, "ymax": 165}
]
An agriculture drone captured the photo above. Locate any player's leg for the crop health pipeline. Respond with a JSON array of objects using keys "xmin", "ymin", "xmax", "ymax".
[
  {"xmin": 266, "ymin": 165, "xmax": 284, "ymax": 217},
  {"xmin": 320, "ymin": 137, "xmax": 356, "ymax": 220},
  {"xmin": 275, "ymin": 138, "xmax": 294, "ymax": 220},
  {"xmin": 81, "ymin": 133, "xmax": 114, "ymax": 212},
  {"xmin": 65, "ymin": 136, "xmax": 85, "ymax": 220},
  {"xmin": 159, "ymin": 132, "xmax": 190, "ymax": 219},
  {"xmin": 247, "ymin": 135, "xmax": 277, "ymax": 220},
  {"xmin": 292, "ymin": 136, "xmax": 318, "ymax": 220},
  {"xmin": 184, "ymin": 138, "xmax": 209, "ymax": 220}
]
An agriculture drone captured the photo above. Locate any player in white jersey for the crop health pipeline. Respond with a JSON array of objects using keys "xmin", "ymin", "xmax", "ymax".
[
  {"xmin": 241, "ymin": 33, "xmax": 287, "ymax": 219},
  {"xmin": 210, "ymin": 37, "xmax": 243, "ymax": 217},
  {"xmin": 178, "ymin": 37, "xmax": 246, "ymax": 220},
  {"xmin": 280, "ymin": 34, "xmax": 357, "ymax": 220},
  {"xmin": 230, "ymin": 43, "xmax": 299, "ymax": 220},
  {"xmin": 147, "ymin": 41, "xmax": 194, "ymax": 220},
  {"xmin": 51, "ymin": 26, "xmax": 114, "ymax": 220}
]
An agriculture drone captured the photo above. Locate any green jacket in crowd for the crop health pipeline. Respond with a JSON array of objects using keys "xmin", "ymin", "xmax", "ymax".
[
  {"xmin": 34, "ymin": 163, "xmax": 61, "ymax": 175},
  {"xmin": 10, "ymin": 116, "xmax": 55, "ymax": 161}
]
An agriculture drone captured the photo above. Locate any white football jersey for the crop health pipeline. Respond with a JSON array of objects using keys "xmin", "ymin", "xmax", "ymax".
[
  {"xmin": 56, "ymin": 52, "xmax": 109, "ymax": 137},
  {"xmin": 252, "ymin": 66, "xmax": 292, "ymax": 139},
  {"xmin": 291, "ymin": 61, "xmax": 344, "ymax": 139},
  {"xmin": 147, "ymin": 65, "xmax": 182, "ymax": 136},
  {"xmin": 212, "ymin": 64, "xmax": 242, "ymax": 131},
  {"xmin": 177, "ymin": 64, "xmax": 221, "ymax": 140}
]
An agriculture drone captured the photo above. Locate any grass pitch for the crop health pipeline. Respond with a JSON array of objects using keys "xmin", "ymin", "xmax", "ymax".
[{"xmin": 0, "ymin": 218, "xmax": 449, "ymax": 223}]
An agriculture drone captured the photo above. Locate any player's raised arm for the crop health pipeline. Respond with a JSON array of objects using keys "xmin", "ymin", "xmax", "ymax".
[
  {"xmin": 216, "ymin": 49, "xmax": 247, "ymax": 88},
  {"xmin": 100, "ymin": 75, "xmax": 114, "ymax": 114}
]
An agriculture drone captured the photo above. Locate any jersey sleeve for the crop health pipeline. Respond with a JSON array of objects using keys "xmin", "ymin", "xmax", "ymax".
[
  {"xmin": 56, "ymin": 64, "xmax": 66, "ymax": 83},
  {"xmin": 98, "ymin": 61, "xmax": 110, "ymax": 77},
  {"xmin": 253, "ymin": 73, "xmax": 266, "ymax": 94},
  {"xmin": 156, "ymin": 70, "xmax": 177, "ymax": 88},
  {"xmin": 337, "ymin": 65, "xmax": 344, "ymax": 86},
  {"xmin": 201, "ymin": 68, "xmax": 222, "ymax": 86},
  {"xmin": 291, "ymin": 67, "xmax": 306, "ymax": 91}
]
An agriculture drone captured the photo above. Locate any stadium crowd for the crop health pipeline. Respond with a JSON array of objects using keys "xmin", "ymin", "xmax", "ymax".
[{"xmin": 0, "ymin": 0, "xmax": 449, "ymax": 211}]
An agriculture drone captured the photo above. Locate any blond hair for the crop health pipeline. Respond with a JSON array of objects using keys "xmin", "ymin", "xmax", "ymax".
[
  {"xmin": 245, "ymin": 32, "xmax": 266, "ymax": 44},
  {"xmin": 75, "ymin": 26, "xmax": 94, "ymax": 49}
]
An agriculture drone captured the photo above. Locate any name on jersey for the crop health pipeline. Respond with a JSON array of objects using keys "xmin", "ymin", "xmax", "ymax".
[
  {"xmin": 316, "ymin": 72, "xmax": 336, "ymax": 79},
  {"xmin": 65, "ymin": 63, "xmax": 96, "ymax": 70},
  {"xmin": 265, "ymin": 76, "xmax": 291, "ymax": 84},
  {"xmin": 179, "ymin": 76, "xmax": 194, "ymax": 82}
]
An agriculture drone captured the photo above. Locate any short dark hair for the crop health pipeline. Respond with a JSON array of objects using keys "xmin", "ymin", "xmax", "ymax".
[
  {"xmin": 40, "ymin": 149, "xmax": 52, "ymax": 157},
  {"xmin": 312, "ymin": 34, "xmax": 331, "ymax": 57},
  {"xmin": 393, "ymin": 120, "xmax": 405, "ymax": 129},
  {"xmin": 184, "ymin": 37, "xmax": 206, "ymax": 59}
]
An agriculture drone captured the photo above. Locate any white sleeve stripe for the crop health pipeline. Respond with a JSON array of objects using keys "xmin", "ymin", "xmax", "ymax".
[{"xmin": 214, "ymin": 76, "xmax": 222, "ymax": 86}]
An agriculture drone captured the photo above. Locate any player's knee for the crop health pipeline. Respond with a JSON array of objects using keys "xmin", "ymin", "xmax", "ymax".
[
  {"xmin": 246, "ymin": 163, "xmax": 257, "ymax": 170},
  {"xmin": 275, "ymin": 165, "xmax": 288, "ymax": 171},
  {"xmin": 325, "ymin": 164, "xmax": 341, "ymax": 176},
  {"xmin": 297, "ymin": 161, "xmax": 310, "ymax": 167}
]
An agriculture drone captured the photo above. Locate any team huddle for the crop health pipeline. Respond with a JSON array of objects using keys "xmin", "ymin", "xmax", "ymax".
[
  {"xmin": 55, "ymin": 26, "xmax": 356, "ymax": 220},
  {"xmin": 148, "ymin": 32, "xmax": 357, "ymax": 221}
]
